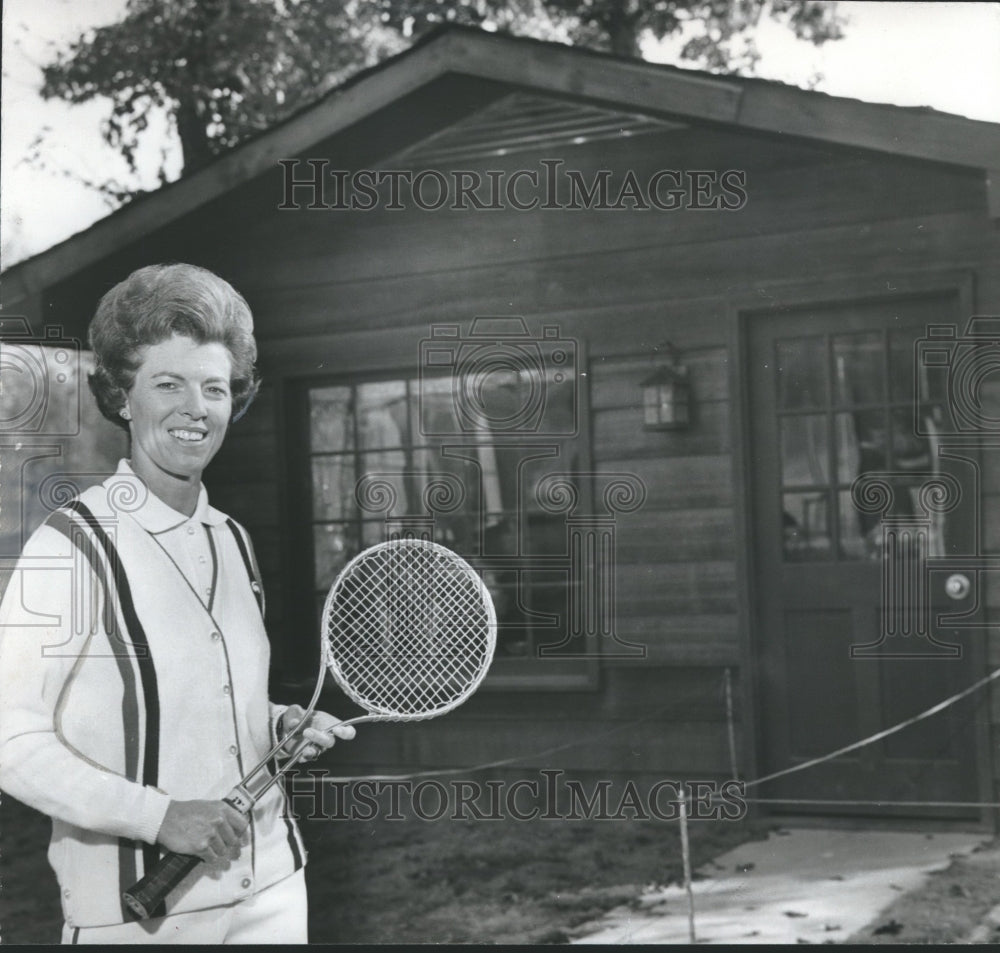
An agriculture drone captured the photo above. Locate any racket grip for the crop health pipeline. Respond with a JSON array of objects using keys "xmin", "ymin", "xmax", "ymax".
[
  {"xmin": 122, "ymin": 851, "xmax": 201, "ymax": 919},
  {"xmin": 122, "ymin": 786, "xmax": 255, "ymax": 918}
]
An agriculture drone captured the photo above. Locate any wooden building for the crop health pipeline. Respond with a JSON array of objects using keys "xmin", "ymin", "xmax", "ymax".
[{"xmin": 4, "ymin": 27, "xmax": 1000, "ymax": 825}]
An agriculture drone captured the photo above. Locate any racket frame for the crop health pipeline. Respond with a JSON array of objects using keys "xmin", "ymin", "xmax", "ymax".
[{"xmin": 122, "ymin": 537, "xmax": 496, "ymax": 918}]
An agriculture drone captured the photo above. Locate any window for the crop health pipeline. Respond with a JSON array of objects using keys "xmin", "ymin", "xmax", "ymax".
[
  {"xmin": 775, "ymin": 327, "xmax": 946, "ymax": 562},
  {"xmin": 293, "ymin": 338, "xmax": 597, "ymax": 688}
]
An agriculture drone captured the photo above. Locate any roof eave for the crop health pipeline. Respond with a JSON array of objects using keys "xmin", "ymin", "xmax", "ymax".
[{"xmin": 5, "ymin": 27, "xmax": 999, "ymax": 300}]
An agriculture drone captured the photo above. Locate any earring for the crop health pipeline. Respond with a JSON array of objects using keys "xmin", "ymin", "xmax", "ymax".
[{"xmin": 120, "ymin": 409, "xmax": 131, "ymax": 421}]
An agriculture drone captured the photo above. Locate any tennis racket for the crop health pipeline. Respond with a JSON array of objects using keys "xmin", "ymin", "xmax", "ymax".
[{"xmin": 123, "ymin": 538, "xmax": 497, "ymax": 918}]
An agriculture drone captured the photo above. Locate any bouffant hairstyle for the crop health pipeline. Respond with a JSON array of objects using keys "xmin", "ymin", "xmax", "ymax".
[{"xmin": 88, "ymin": 263, "xmax": 260, "ymax": 430}]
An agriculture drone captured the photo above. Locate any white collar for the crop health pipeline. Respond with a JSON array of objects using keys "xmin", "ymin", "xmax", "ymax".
[{"xmin": 105, "ymin": 459, "xmax": 227, "ymax": 532}]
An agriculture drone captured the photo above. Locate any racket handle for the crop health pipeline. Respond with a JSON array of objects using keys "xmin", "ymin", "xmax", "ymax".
[
  {"xmin": 122, "ymin": 787, "xmax": 255, "ymax": 919},
  {"xmin": 122, "ymin": 851, "xmax": 201, "ymax": 919}
]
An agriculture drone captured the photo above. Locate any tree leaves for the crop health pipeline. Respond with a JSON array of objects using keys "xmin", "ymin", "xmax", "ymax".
[
  {"xmin": 37, "ymin": 0, "xmax": 845, "ymax": 189},
  {"xmin": 40, "ymin": 0, "xmax": 390, "ymax": 174}
]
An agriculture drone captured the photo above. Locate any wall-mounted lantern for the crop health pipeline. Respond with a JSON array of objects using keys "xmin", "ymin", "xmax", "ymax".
[{"xmin": 641, "ymin": 342, "xmax": 691, "ymax": 430}]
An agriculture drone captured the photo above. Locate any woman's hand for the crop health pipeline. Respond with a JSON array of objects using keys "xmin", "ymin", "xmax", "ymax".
[
  {"xmin": 157, "ymin": 799, "xmax": 248, "ymax": 864},
  {"xmin": 279, "ymin": 705, "xmax": 356, "ymax": 762}
]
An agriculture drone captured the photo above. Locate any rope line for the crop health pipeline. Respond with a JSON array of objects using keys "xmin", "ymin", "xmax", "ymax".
[
  {"xmin": 747, "ymin": 797, "xmax": 1000, "ymax": 809},
  {"xmin": 309, "ymin": 663, "xmax": 1000, "ymax": 799},
  {"xmin": 745, "ymin": 664, "xmax": 1000, "ymax": 789}
]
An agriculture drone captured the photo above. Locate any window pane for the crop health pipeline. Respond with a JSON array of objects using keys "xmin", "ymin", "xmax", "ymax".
[
  {"xmin": 457, "ymin": 355, "xmax": 576, "ymax": 436},
  {"xmin": 361, "ymin": 519, "xmax": 388, "ymax": 548},
  {"xmin": 357, "ymin": 381, "xmax": 408, "ymax": 451},
  {"xmin": 313, "ymin": 523, "xmax": 355, "ymax": 590},
  {"xmin": 418, "ymin": 355, "xmax": 576, "ymax": 437},
  {"xmin": 834, "ymin": 413, "xmax": 860, "ymax": 485},
  {"xmin": 783, "ymin": 491, "xmax": 831, "ymax": 561},
  {"xmin": 483, "ymin": 515, "xmax": 519, "ymax": 556},
  {"xmin": 354, "ymin": 461, "xmax": 409, "ymax": 518},
  {"xmin": 835, "ymin": 410, "xmax": 887, "ymax": 483},
  {"xmin": 838, "ymin": 481, "xmax": 944, "ymax": 562},
  {"xmin": 306, "ymin": 367, "xmax": 586, "ymax": 683},
  {"xmin": 309, "ymin": 387, "xmax": 353, "ymax": 453},
  {"xmin": 832, "ymin": 332, "xmax": 883, "ymax": 406},
  {"xmin": 312, "ymin": 456, "xmax": 355, "ymax": 521},
  {"xmin": 889, "ymin": 327, "xmax": 921, "ymax": 403},
  {"xmin": 418, "ymin": 376, "xmax": 462, "ymax": 436},
  {"xmin": 780, "ymin": 415, "xmax": 829, "ymax": 487},
  {"xmin": 836, "ymin": 411, "xmax": 932, "ymax": 480},
  {"xmin": 540, "ymin": 361, "xmax": 577, "ymax": 435},
  {"xmin": 888, "ymin": 407, "xmax": 932, "ymax": 470},
  {"xmin": 838, "ymin": 489, "xmax": 878, "ymax": 561},
  {"xmin": 472, "ymin": 360, "xmax": 576, "ymax": 436},
  {"xmin": 520, "ymin": 447, "xmax": 582, "ymax": 516},
  {"xmin": 491, "ymin": 443, "xmax": 536, "ymax": 511},
  {"xmin": 412, "ymin": 446, "xmax": 482, "ymax": 517},
  {"xmin": 777, "ymin": 338, "xmax": 826, "ymax": 410},
  {"xmin": 485, "ymin": 577, "xmax": 532, "ymax": 657},
  {"xmin": 433, "ymin": 512, "xmax": 482, "ymax": 554},
  {"xmin": 466, "ymin": 365, "xmax": 530, "ymax": 433}
]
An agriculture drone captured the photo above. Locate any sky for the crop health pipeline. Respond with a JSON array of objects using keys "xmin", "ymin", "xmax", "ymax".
[{"xmin": 2, "ymin": 1, "xmax": 999, "ymax": 268}]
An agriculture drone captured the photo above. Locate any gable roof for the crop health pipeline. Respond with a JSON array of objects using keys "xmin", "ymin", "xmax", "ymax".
[{"xmin": 5, "ymin": 24, "xmax": 999, "ymax": 304}]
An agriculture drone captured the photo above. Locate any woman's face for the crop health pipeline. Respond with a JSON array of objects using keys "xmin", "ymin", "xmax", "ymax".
[{"xmin": 124, "ymin": 334, "xmax": 233, "ymax": 484}]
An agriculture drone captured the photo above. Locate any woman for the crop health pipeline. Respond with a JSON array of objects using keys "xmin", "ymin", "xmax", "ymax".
[{"xmin": 0, "ymin": 263, "xmax": 353, "ymax": 944}]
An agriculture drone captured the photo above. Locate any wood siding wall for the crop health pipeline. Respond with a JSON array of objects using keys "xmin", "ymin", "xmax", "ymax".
[{"xmin": 39, "ymin": 115, "xmax": 1000, "ymax": 791}]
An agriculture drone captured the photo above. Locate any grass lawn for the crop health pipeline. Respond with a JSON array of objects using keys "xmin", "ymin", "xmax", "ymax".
[
  {"xmin": 1, "ymin": 789, "xmax": 769, "ymax": 944},
  {"xmin": 846, "ymin": 840, "xmax": 1000, "ymax": 946}
]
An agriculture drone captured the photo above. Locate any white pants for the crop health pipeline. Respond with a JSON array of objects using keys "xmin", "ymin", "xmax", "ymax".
[{"xmin": 61, "ymin": 868, "xmax": 308, "ymax": 945}]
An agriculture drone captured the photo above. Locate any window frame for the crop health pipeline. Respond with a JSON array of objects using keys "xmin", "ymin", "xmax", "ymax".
[{"xmin": 284, "ymin": 353, "xmax": 599, "ymax": 691}]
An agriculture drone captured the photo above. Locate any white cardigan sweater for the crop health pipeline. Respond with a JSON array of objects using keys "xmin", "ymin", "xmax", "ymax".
[{"xmin": 0, "ymin": 462, "xmax": 304, "ymax": 927}]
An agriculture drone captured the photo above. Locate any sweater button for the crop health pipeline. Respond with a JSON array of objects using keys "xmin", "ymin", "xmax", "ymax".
[
  {"xmin": 187, "ymin": 526, "xmax": 196, "ymax": 535},
  {"xmin": 223, "ymin": 685, "xmax": 231, "ymax": 695},
  {"xmin": 211, "ymin": 631, "xmax": 220, "ymax": 641},
  {"xmin": 229, "ymin": 745, "xmax": 238, "ymax": 755},
  {"xmin": 241, "ymin": 878, "xmax": 252, "ymax": 889}
]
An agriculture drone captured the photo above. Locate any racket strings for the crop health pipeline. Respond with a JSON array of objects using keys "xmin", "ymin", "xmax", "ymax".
[{"xmin": 325, "ymin": 543, "xmax": 493, "ymax": 717}]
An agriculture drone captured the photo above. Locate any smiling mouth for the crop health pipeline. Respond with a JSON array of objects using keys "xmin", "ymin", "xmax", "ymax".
[{"xmin": 169, "ymin": 429, "xmax": 208, "ymax": 443}]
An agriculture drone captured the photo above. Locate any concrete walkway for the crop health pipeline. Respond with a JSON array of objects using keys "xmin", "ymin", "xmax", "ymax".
[{"xmin": 572, "ymin": 828, "xmax": 987, "ymax": 945}]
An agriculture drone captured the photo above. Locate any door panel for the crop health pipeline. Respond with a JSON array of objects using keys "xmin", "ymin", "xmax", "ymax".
[{"xmin": 749, "ymin": 293, "xmax": 986, "ymax": 819}]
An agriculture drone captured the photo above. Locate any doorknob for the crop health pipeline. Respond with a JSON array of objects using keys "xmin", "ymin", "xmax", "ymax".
[{"xmin": 945, "ymin": 574, "xmax": 971, "ymax": 600}]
